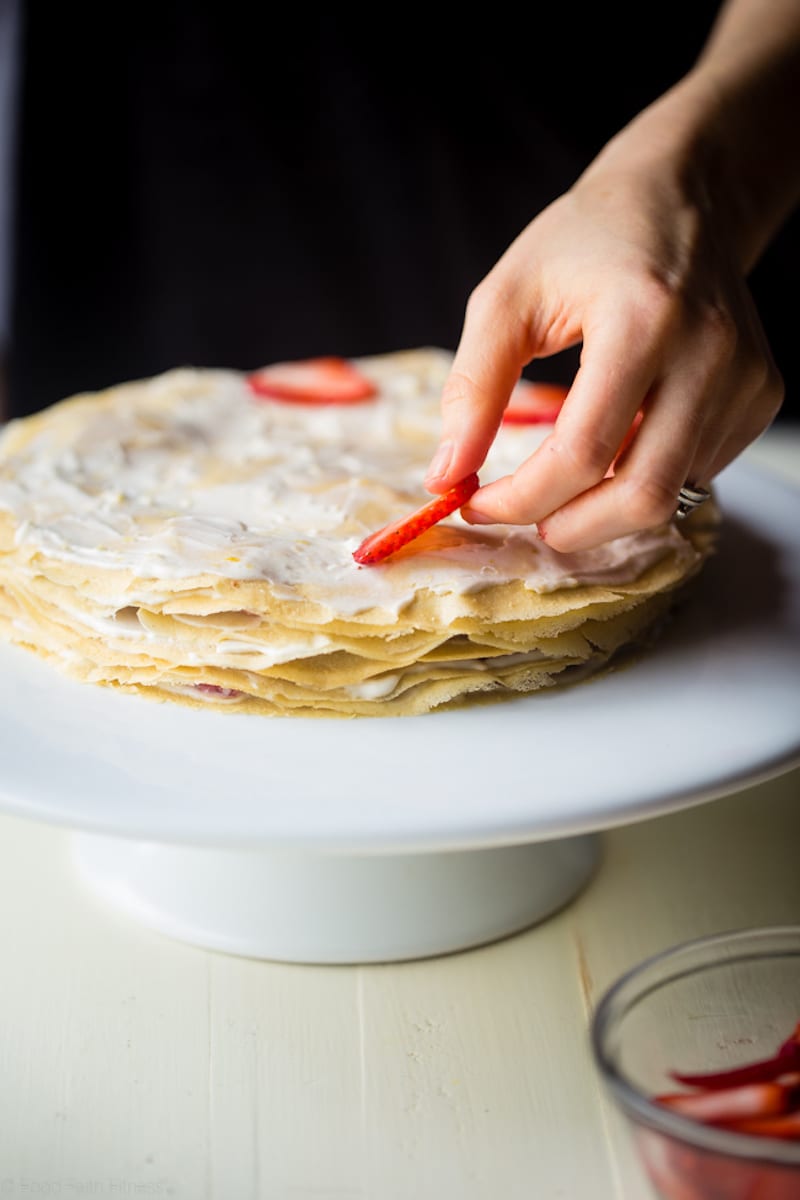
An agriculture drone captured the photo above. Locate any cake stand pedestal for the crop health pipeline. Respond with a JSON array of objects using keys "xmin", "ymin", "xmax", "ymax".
[{"xmin": 71, "ymin": 832, "xmax": 600, "ymax": 962}]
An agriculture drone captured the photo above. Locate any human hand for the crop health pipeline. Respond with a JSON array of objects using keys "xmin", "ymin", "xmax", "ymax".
[{"xmin": 424, "ymin": 141, "xmax": 784, "ymax": 552}]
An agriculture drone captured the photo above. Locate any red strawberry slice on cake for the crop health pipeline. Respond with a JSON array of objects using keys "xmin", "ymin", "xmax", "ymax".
[
  {"xmin": 503, "ymin": 378, "xmax": 644, "ymax": 475},
  {"xmin": 248, "ymin": 357, "xmax": 377, "ymax": 405},
  {"xmin": 353, "ymin": 473, "xmax": 480, "ymax": 565},
  {"xmin": 502, "ymin": 380, "xmax": 569, "ymax": 425}
]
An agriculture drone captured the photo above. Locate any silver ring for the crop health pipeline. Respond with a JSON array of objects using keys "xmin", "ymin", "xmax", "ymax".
[{"xmin": 675, "ymin": 482, "xmax": 711, "ymax": 520}]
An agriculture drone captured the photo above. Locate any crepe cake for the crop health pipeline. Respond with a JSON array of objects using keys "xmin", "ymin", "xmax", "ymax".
[{"xmin": 0, "ymin": 349, "xmax": 717, "ymax": 717}]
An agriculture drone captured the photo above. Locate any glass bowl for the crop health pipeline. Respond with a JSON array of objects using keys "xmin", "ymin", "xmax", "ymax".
[{"xmin": 591, "ymin": 926, "xmax": 800, "ymax": 1200}]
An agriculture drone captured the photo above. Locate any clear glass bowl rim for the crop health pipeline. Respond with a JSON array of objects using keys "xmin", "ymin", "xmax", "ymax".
[{"xmin": 590, "ymin": 924, "xmax": 800, "ymax": 1167}]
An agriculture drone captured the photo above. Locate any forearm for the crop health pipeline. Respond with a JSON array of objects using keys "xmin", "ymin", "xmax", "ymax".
[
  {"xmin": 581, "ymin": 0, "xmax": 800, "ymax": 274},
  {"xmin": 431, "ymin": 0, "xmax": 792, "ymax": 550}
]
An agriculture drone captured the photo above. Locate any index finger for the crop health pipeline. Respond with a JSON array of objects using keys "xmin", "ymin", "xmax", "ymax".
[{"xmin": 424, "ymin": 280, "xmax": 533, "ymax": 492}]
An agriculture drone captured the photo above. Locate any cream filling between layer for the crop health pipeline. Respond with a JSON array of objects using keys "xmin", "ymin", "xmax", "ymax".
[{"xmin": 0, "ymin": 357, "xmax": 699, "ymax": 617}]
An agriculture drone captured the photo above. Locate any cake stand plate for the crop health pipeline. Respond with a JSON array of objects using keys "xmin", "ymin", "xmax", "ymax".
[{"xmin": 0, "ymin": 460, "xmax": 797, "ymax": 962}]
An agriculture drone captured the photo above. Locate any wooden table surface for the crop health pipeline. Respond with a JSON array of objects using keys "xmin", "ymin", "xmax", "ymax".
[{"xmin": 0, "ymin": 426, "xmax": 797, "ymax": 1200}]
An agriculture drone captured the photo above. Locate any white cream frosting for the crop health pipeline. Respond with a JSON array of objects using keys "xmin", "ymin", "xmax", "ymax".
[{"xmin": 0, "ymin": 352, "xmax": 698, "ymax": 616}]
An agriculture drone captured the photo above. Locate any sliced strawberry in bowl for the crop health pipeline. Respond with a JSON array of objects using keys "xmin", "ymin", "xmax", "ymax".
[
  {"xmin": 726, "ymin": 1110, "xmax": 800, "ymax": 1140},
  {"xmin": 670, "ymin": 1036, "xmax": 800, "ymax": 1091},
  {"xmin": 247, "ymin": 357, "xmax": 377, "ymax": 405},
  {"xmin": 502, "ymin": 379, "xmax": 569, "ymax": 425},
  {"xmin": 654, "ymin": 1081, "xmax": 792, "ymax": 1125},
  {"xmin": 353, "ymin": 473, "xmax": 480, "ymax": 565}
]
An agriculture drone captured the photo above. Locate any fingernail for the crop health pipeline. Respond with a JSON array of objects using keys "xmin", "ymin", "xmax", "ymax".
[
  {"xmin": 462, "ymin": 507, "xmax": 494, "ymax": 525},
  {"xmin": 425, "ymin": 441, "xmax": 453, "ymax": 484}
]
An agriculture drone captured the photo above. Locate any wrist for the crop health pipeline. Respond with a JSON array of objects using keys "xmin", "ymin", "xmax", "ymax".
[{"xmin": 581, "ymin": 56, "xmax": 800, "ymax": 276}]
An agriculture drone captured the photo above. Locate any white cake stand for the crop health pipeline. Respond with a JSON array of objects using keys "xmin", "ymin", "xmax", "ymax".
[{"xmin": 0, "ymin": 460, "xmax": 798, "ymax": 963}]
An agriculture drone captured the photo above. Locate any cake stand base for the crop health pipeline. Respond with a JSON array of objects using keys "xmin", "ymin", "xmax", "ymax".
[{"xmin": 71, "ymin": 831, "xmax": 600, "ymax": 963}]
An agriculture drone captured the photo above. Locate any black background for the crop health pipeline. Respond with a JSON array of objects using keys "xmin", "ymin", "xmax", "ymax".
[{"xmin": 8, "ymin": 5, "xmax": 798, "ymax": 420}]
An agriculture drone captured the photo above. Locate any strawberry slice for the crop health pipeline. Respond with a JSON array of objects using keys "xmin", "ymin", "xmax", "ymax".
[
  {"xmin": 779, "ymin": 1022, "xmax": 800, "ymax": 1057},
  {"xmin": 501, "ymin": 378, "xmax": 645, "ymax": 483},
  {"xmin": 353, "ymin": 473, "xmax": 480, "ymax": 565},
  {"xmin": 502, "ymin": 379, "xmax": 569, "ymax": 425},
  {"xmin": 248, "ymin": 357, "xmax": 377, "ymax": 405},
  {"xmin": 671, "ymin": 1029, "xmax": 800, "ymax": 1090},
  {"xmin": 655, "ymin": 1082, "xmax": 790, "ymax": 1125},
  {"xmin": 726, "ymin": 1110, "xmax": 800, "ymax": 1140}
]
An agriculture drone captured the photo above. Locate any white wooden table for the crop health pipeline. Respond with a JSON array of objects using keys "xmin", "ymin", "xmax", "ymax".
[{"xmin": 0, "ymin": 426, "xmax": 797, "ymax": 1200}]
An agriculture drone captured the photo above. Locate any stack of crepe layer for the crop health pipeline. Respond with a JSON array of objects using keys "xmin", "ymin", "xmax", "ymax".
[
  {"xmin": 0, "ymin": 352, "xmax": 717, "ymax": 717},
  {"xmin": 0, "ymin": 529, "xmax": 714, "ymax": 718}
]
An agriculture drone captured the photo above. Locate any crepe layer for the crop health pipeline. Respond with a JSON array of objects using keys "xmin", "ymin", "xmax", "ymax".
[{"xmin": 0, "ymin": 350, "xmax": 717, "ymax": 716}]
